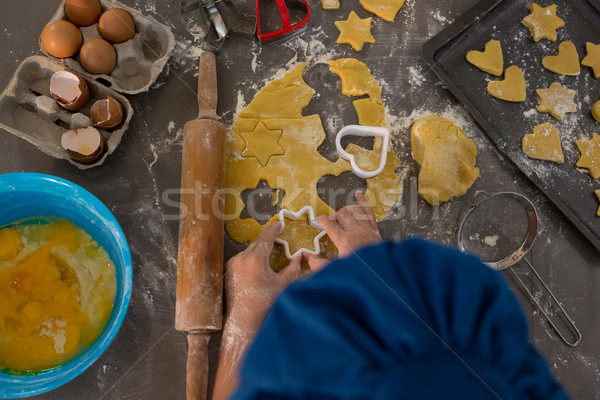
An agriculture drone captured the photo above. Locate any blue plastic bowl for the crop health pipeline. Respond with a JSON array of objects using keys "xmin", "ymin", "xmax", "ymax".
[{"xmin": 0, "ymin": 173, "xmax": 133, "ymax": 398}]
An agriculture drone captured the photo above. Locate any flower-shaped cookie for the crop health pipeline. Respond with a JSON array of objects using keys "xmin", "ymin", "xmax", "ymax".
[
  {"xmin": 334, "ymin": 11, "xmax": 375, "ymax": 52},
  {"xmin": 576, "ymin": 133, "xmax": 600, "ymax": 179},
  {"xmin": 536, "ymin": 82, "xmax": 576, "ymax": 119},
  {"xmin": 522, "ymin": 3, "xmax": 565, "ymax": 42}
]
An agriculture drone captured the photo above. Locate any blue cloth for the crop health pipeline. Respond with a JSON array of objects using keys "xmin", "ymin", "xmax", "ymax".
[{"xmin": 231, "ymin": 239, "xmax": 569, "ymax": 400}]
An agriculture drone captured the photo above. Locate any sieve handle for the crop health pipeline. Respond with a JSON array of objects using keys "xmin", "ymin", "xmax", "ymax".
[{"xmin": 507, "ymin": 261, "xmax": 582, "ymax": 347}]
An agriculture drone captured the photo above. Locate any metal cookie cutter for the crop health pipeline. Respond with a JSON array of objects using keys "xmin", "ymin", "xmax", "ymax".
[
  {"xmin": 335, "ymin": 125, "xmax": 390, "ymax": 179},
  {"xmin": 275, "ymin": 206, "xmax": 327, "ymax": 259}
]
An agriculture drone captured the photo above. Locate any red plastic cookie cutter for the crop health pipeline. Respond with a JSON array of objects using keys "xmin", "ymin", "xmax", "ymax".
[{"xmin": 256, "ymin": 0, "xmax": 311, "ymax": 42}]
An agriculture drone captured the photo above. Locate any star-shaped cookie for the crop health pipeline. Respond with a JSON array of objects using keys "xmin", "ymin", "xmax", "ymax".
[
  {"xmin": 582, "ymin": 42, "xmax": 600, "ymax": 78},
  {"xmin": 576, "ymin": 133, "xmax": 600, "ymax": 179},
  {"xmin": 595, "ymin": 190, "xmax": 600, "ymax": 216},
  {"xmin": 536, "ymin": 82, "xmax": 577, "ymax": 119},
  {"xmin": 334, "ymin": 11, "xmax": 375, "ymax": 51},
  {"xmin": 239, "ymin": 121, "xmax": 284, "ymax": 167},
  {"xmin": 522, "ymin": 3, "xmax": 565, "ymax": 42}
]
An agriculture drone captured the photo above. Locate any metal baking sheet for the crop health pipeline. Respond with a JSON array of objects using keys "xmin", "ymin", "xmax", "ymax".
[{"xmin": 422, "ymin": 0, "xmax": 600, "ymax": 251}]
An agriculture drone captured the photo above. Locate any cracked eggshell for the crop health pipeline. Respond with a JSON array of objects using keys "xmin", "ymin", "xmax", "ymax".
[
  {"xmin": 50, "ymin": 70, "xmax": 89, "ymax": 111},
  {"xmin": 90, "ymin": 96, "xmax": 123, "ymax": 130},
  {"xmin": 61, "ymin": 126, "xmax": 107, "ymax": 164}
]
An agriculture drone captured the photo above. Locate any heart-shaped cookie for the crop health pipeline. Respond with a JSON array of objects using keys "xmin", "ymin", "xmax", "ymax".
[
  {"xmin": 466, "ymin": 39, "xmax": 503, "ymax": 76},
  {"xmin": 522, "ymin": 122, "xmax": 564, "ymax": 163},
  {"xmin": 542, "ymin": 41, "xmax": 580, "ymax": 76},
  {"xmin": 487, "ymin": 65, "xmax": 526, "ymax": 102}
]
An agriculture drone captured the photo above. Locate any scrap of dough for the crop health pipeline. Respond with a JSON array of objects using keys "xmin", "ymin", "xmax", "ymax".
[
  {"xmin": 359, "ymin": 0, "xmax": 404, "ymax": 21},
  {"xmin": 239, "ymin": 121, "xmax": 284, "ymax": 166},
  {"xmin": 581, "ymin": 42, "xmax": 600, "ymax": 78},
  {"xmin": 595, "ymin": 190, "xmax": 600, "ymax": 216},
  {"xmin": 226, "ymin": 61, "xmax": 400, "ymax": 262},
  {"xmin": 334, "ymin": 11, "xmax": 375, "ymax": 52},
  {"xmin": 487, "ymin": 65, "xmax": 526, "ymax": 102},
  {"xmin": 536, "ymin": 82, "xmax": 577, "ymax": 119},
  {"xmin": 521, "ymin": 3, "xmax": 564, "ymax": 42},
  {"xmin": 522, "ymin": 122, "xmax": 564, "ymax": 163},
  {"xmin": 592, "ymin": 100, "xmax": 600, "ymax": 122},
  {"xmin": 466, "ymin": 39, "xmax": 504, "ymax": 76},
  {"xmin": 411, "ymin": 115, "xmax": 479, "ymax": 205},
  {"xmin": 576, "ymin": 133, "xmax": 600, "ymax": 179},
  {"xmin": 321, "ymin": 0, "xmax": 340, "ymax": 10},
  {"xmin": 542, "ymin": 41, "xmax": 580, "ymax": 76}
]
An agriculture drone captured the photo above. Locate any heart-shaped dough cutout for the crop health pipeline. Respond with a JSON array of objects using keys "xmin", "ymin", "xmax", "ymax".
[
  {"xmin": 522, "ymin": 122, "xmax": 564, "ymax": 163},
  {"xmin": 542, "ymin": 41, "xmax": 580, "ymax": 76},
  {"xmin": 466, "ymin": 39, "xmax": 503, "ymax": 76},
  {"xmin": 487, "ymin": 65, "xmax": 526, "ymax": 102}
]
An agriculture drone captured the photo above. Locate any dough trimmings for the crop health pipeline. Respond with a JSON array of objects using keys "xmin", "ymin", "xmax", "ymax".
[
  {"xmin": 595, "ymin": 190, "xmax": 600, "ymax": 216},
  {"xmin": 487, "ymin": 65, "xmax": 526, "ymax": 102},
  {"xmin": 466, "ymin": 39, "xmax": 503, "ymax": 76},
  {"xmin": 411, "ymin": 115, "xmax": 479, "ymax": 205},
  {"xmin": 536, "ymin": 82, "xmax": 577, "ymax": 119},
  {"xmin": 522, "ymin": 122, "xmax": 564, "ymax": 164},
  {"xmin": 576, "ymin": 133, "xmax": 600, "ymax": 179},
  {"xmin": 334, "ymin": 11, "xmax": 375, "ymax": 52},
  {"xmin": 521, "ymin": 3, "xmax": 565, "ymax": 42},
  {"xmin": 321, "ymin": 0, "xmax": 340, "ymax": 10},
  {"xmin": 542, "ymin": 41, "xmax": 580, "ymax": 76},
  {"xmin": 581, "ymin": 42, "xmax": 600, "ymax": 79},
  {"xmin": 239, "ymin": 121, "xmax": 285, "ymax": 167},
  {"xmin": 359, "ymin": 0, "xmax": 405, "ymax": 22}
]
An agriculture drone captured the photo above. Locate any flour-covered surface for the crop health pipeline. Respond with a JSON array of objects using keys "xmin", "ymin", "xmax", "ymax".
[{"xmin": 1, "ymin": 0, "xmax": 599, "ymax": 399}]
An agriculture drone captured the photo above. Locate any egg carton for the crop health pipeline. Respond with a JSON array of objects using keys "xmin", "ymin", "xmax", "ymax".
[
  {"xmin": 40, "ymin": 0, "xmax": 176, "ymax": 95},
  {"xmin": 0, "ymin": 56, "xmax": 133, "ymax": 169}
]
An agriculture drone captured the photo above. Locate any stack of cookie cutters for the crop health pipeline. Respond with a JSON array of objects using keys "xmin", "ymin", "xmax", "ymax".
[
  {"xmin": 275, "ymin": 206, "xmax": 327, "ymax": 259},
  {"xmin": 336, "ymin": 125, "xmax": 391, "ymax": 179}
]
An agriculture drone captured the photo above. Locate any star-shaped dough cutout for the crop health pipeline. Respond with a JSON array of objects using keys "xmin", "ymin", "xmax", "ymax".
[
  {"xmin": 334, "ymin": 11, "xmax": 375, "ymax": 52},
  {"xmin": 239, "ymin": 121, "xmax": 284, "ymax": 167},
  {"xmin": 522, "ymin": 3, "xmax": 564, "ymax": 42},
  {"xmin": 536, "ymin": 82, "xmax": 577, "ymax": 119},
  {"xmin": 576, "ymin": 133, "xmax": 600, "ymax": 179},
  {"xmin": 582, "ymin": 42, "xmax": 600, "ymax": 78}
]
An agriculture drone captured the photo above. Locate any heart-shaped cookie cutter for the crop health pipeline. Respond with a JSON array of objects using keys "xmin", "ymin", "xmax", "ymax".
[
  {"xmin": 275, "ymin": 206, "xmax": 327, "ymax": 259},
  {"xmin": 335, "ymin": 125, "xmax": 391, "ymax": 179}
]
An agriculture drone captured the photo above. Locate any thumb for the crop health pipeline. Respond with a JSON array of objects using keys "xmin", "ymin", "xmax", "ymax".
[
  {"xmin": 277, "ymin": 256, "xmax": 302, "ymax": 286},
  {"xmin": 304, "ymin": 253, "xmax": 329, "ymax": 272}
]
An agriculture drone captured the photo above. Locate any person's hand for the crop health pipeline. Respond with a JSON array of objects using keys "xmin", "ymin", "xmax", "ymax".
[
  {"xmin": 304, "ymin": 191, "xmax": 381, "ymax": 271},
  {"xmin": 225, "ymin": 221, "xmax": 301, "ymax": 328}
]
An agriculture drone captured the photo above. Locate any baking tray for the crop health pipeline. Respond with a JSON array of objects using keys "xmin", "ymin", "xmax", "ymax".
[{"xmin": 422, "ymin": 0, "xmax": 600, "ymax": 251}]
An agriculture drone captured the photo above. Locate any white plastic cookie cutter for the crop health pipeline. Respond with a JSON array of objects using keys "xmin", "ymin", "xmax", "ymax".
[
  {"xmin": 335, "ymin": 125, "xmax": 391, "ymax": 179},
  {"xmin": 275, "ymin": 206, "xmax": 328, "ymax": 259}
]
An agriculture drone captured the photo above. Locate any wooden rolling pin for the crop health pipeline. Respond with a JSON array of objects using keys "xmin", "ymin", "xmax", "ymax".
[{"xmin": 176, "ymin": 51, "xmax": 227, "ymax": 400}]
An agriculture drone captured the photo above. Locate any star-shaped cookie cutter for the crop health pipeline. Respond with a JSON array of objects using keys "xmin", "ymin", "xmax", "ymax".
[
  {"xmin": 275, "ymin": 206, "xmax": 327, "ymax": 259},
  {"xmin": 335, "ymin": 125, "xmax": 390, "ymax": 179}
]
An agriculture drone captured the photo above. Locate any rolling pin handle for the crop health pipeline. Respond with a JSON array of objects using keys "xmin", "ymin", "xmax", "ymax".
[{"xmin": 186, "ymin": 333, "xmax": 211, "ymax": 400}]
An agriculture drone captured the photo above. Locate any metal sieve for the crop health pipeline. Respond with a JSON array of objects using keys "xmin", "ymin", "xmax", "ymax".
[{"xmin": 458, "ymin": 191, "xmax": 581, "ymax": 346}]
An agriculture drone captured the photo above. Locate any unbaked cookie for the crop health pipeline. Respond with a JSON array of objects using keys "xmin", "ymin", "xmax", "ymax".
[
  {"xmin": 592, "ymin": 100, "xmax": 600, "ymax": 122},
  {"xmin": 487, "ymin": 65, "xmax": 526, "ymax": 102},
  {"xmin": 582, "ymin": 42, "xmax": 600, "ymax": 78},
  {"xmin": 411, "ymin": 115, "xmax": 479, "ymax": 205},
  {"xmin": 334, "ymin": 11, "xmax": 375, "ymax": 52},
  {"xmin": 522, "ymin": 3, "xmax": 565, "ymax": 42},
  {"xmin": 466, "ymin": 39, "xmax": 503, "ymax": 76},
  {"xmin": 321, "ymin": 0, "xmax": 340, "ymax": 10},
  {"xmin": 595, "ymin": 190, "xmax": 600, "ymax": 216},
  {"xmin": 522, "ymin": 122, "xmax": 564, "ymax": 163},
  {"xmin": 359, "ymin": 0, "xmax": 404, "ymax": 21},
  {"xmin": 576, "ymin": 133, "xmax": 600, "ymax": 179},
  {"xmin": 536, "ymin": 82, "xmax": 577, "ymax": 119},
  {"xmin": 542, "ymin": 41, "xmax": 580, "ymax": 76}
]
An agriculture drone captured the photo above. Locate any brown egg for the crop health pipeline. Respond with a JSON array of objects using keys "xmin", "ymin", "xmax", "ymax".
[
  {"xmin": 90, "ymin": 96, "xmax": 124, "ymax": 130},
  {"xmin": 99, "ymin": 9, "xmax": 135, "ymax": 44},
  {"xmin": 40, "ymin": 20, "xmax": 83, "ymax": 58},
  {"xmin": 65, "ymin": 0, "xmax": 102, "ymax": 27},
  {"xmin": 80, "ymin": 38, "xmax": 117, "ymax": 75},
  {"xmin": 50, "ymin": 71, "xmax": 89, "ymax": 111},
  {"xmin": 61, "ymin": 126, "xmax": 106, "ymax": 164}
]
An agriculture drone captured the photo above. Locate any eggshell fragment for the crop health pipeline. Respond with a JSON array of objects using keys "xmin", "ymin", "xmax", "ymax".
[
  {"xmin": 61, "ymin": 126, "xmax": 106, "ymax": 164},
  {"xmin": 65, "ymin": 0, "xmax": 102, "ymax": 27},
  {"xmin": 99, "ymin": 9, "xmax": 135, "ymax": 44},
  {"xmin": 90, "ymin": 96, "xmax": 124, "ymax": 130},
  {"xmin": 80, "ymin": 38, "xmax": 117, "ymax": 75},
  {"xmin": 40, "ymin": 20, "xmax": 83, "ymax": 58},
  {"xmin": 50, "ymin": 70, "xmax": 89, "ymax": 111}
]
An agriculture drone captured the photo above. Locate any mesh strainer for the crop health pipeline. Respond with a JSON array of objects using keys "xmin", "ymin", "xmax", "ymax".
[{"xmin": 458, "ymin": 191, "xmax": 581, "ymax": 346}]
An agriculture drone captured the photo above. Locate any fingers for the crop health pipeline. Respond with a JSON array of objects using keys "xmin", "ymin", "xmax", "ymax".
[
  {"xmin": 355, "ymin": 191, "xmax": 378, "ymax": 230},
  {"xmin": 316, "ymin": 215, "xmax": 346, "ymax": 245},
  {"xmin": 278, "ymin": 256, "xmax": 302, "ymax": 285},
  {"xmin": 304, "ymin": 253, "xmax": 329, "ymax": 272},
  {"xmin": 251, "ymin": 221, "xmax": 282, "ymax": 256}
]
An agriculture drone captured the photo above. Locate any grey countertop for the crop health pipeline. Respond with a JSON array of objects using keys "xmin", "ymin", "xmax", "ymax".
[{"xmin": 1, "ymin": 0, "xmax": 599, "ymax": 399}]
